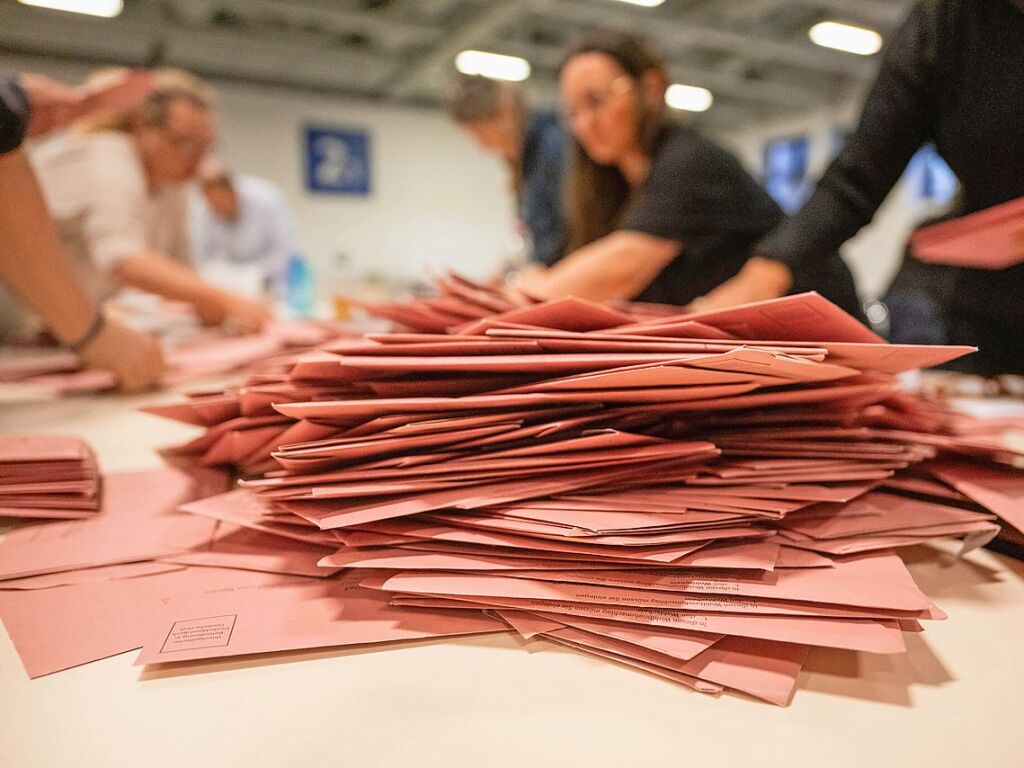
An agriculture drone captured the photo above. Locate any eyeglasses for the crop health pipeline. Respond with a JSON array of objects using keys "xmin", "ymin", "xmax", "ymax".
[{"xmin": 560, "ymin": 75, "xmax": 634, "ymax": 126}]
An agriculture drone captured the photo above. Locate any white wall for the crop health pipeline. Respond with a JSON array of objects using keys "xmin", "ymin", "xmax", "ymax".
[
  {"xmin": 211, "ymin": 83, "xmax": 516, "ymax": 294},
  {"xmin": 1, "ymin": 54, "xmax": 516, "ymax": 299},
  {"xmin": 716, "ymin": 98, "xmax": 955, "ymax": 300}
]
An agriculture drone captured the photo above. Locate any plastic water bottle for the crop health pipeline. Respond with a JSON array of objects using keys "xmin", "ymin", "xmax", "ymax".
[{"xmin": 286, "ymin": 253, "xmax": 316, "ymax": 318}]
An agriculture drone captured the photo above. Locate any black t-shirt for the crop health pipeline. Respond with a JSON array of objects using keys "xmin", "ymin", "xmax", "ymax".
[{"xmin": 619, "ymin": 125, "xmax": 861, "ymax": 316}]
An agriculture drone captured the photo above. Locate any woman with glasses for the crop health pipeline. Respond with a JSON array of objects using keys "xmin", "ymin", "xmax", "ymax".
[
  {"xmin": 21, "ymin": 68, "xmax": 271, "ymax": 334},
  {"xmin": 520, "ymin": 33, "xmax": 861, "ymax": 316}
]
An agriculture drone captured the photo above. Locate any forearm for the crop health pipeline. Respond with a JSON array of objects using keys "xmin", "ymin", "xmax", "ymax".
[
  {"xmin": 0, "ymin": 150, "xmax": 100, "ymax": 344},
  {"xmin": 757, "ymin": 3, "xmax": 936, "ymax": 271},
  {"xmin": 112, "ymin": 249, "xmax": 222, "ymax": 307},
  {"xmin": 524, "ymin": 232, "xmax": 678, "ymax": 302}
]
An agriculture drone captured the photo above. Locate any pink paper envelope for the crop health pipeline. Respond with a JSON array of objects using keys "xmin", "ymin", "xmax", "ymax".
[
  {"xmin": 911, "ymin": 196, "xmax": 1024, "ymax": 269},
  {"xmin": 0, "ymin": 561, "xmax": 182, "ymax": 590},
  {"xmin": 537, "ymin": 621, "xmax": 807, "ymax": 706},
  {"xmin": 0, "ymin": 435, "xmax": 94, "ymax": 463},
  {"xmin": 518, "ymin": 610, "xmax": 721, "ymax": 661},
  {"xmin": 927, "ymin": 459, "xmax": 1024, "ymax": 537},
  {"xmin": 179, "ymin": 490, "xmax": 338, "ymax": 546},
  {"xmin": 133, "ymin": 570, "xmax": 506, "ymax": 666},
  {"xmin": 672, "ymin": 292, "xmax": 884, "ymax": 343},
  {"xmin": 322, "ymin": 546, "xmax": 645, "ymax": 571},
  {"xmin": 0, "ymin": 566, "xmax": 273, "ymax": 677},
  {"xmin": 603, "ymin": 320, "xmax": 738, "ymax": 340},
  {"xmin": 280, "ymin": 458, "xmax": 706, "ymax": 531},
  {"xmin": 782, "ymin": 492, "xmax": 993, "ymax": 540},
  {"xmin": 158, "ymin": 523, "xmax": 342, "ymax": 578},
  {"xmin": 379, "ymin": 571, "xmax": 923, "ymax": 621},
  {"xmin": 344, "ymin": 340, "xmax": 544, "ymax": 357},
  {"xmin": 505, "ymin": 550, "xmax": 931, "ymax": 611},
  {"xmin": 335, "ymin": 521, "xmax": 710, "ymax": 563},
  {"xmin": 462, "ymin": 297, "xmax": 637, "ymax": 333},
  {"xmin": 0, "ymin": 469, "xmax": 218, "ymax": 580},
  {"xmin": 385, "ymin": 592, "xmax": 906, "ymax": 653}
]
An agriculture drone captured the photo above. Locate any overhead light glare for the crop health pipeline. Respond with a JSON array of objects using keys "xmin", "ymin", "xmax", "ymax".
[
  {"xmin": 612, "ymin": 0, "xmax": 666, "ymax": 7},
  {"xmin": 809, "ymin": 21, "xmax": 883, "ymax": 56},
  {"xmin": 18, "ymin": 0, "xmax": 123, "ymax": 18},
  {"xmin": 666, "ymin": 83, "xmax": 713, "ymax": 112},
  {"xmin": 455, "ymin": 50, "xmax": 531, "ymax": 82}
]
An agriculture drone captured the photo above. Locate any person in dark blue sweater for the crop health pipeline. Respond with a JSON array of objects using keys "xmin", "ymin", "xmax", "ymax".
[{"xmin": 447, "ymin": 75, "xmax": 568, "ymax": 270}]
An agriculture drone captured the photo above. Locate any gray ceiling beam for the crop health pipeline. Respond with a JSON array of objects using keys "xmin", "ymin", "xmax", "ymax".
[
  {"xmin": 384, "ymin": 0, "xmax": 531, "ymax": 100},
  {"xmin": 530, "ymin": 0, "xmax": 878, "ymax": 79}
]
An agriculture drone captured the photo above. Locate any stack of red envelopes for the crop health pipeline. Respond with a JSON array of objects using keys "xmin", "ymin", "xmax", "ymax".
[
  {"xmin": 0, "ymin": 436, "xmax": 100, "ymax": 519},
  {"xmin": 129, "ymin": 282, "xmax": 1024, "ymax": 706}
]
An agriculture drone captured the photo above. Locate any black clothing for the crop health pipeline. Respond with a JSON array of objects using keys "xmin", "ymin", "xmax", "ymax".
[
  {"xmin": 757, "ymin": 0, "xmax": 1024, "ymax": 372},
  {"xmin": 620, "ymin": 124, "xmax": 861, "ymax": 316},
  {"xmin": 0, "ymin": 79, "xmax": 29, "ymax": 155}
]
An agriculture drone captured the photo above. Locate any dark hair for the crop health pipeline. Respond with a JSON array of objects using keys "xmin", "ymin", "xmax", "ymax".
[{"xmin": 560, "ymin": 33, "xmax": 668, "ymax": 251}]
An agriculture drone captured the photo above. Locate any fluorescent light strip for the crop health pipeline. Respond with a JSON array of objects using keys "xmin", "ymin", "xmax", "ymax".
[
  {"xmin": 808, "ymin": 21, "xmax": 883, "ymax": 56},
  {"xmin": 665, "ymin": 83, "xmax": 713, "ymax": 113},
  {"xmin": 18, "ymin": 0, "xmax": 123, "ymax": 18},
  {"xmin": 613, "ymin": 0, "xmax": 666, "ymax": 6},
  {"xmin": 455, "ymin": 50, "xmax": 531, "ymax": 82}
]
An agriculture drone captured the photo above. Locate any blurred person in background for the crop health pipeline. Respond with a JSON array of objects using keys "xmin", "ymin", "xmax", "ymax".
[
  {"xmin": 191, "ymin": 159, "xmax": 298, "ymax": 300},
  {"xmin": 0, "ymin": 71, "xmax": 162, "ymax": 391},
  {"xmin": 517, "ymin": 33, "xmax": 861, "ymax": 316},
  {"xmin": 695, "ymin": 0, "xmax": 1024, "ymax": 375},
  {"xmin": 447, "ymin": 74, "xmax": 569, "ymax": 274},
  {"xmin": 26, "ymin": 68, "xmax": 271, "ymax": 334}
]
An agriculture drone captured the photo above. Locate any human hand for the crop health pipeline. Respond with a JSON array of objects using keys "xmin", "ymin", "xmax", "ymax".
[
  {"xmin": 196, "ymin": 290, "xmax": 274, "ymax": 334},
  {"xmin": 21, "ymin": 70, "xmax": 154, "ymax": 138},
  {"xmin": 689, "ymin": 256, "xmax": 793, "ymax": 312},
  {"xmin": 78, "ymin": 318, "xmax": 164, "ymax": 393}
]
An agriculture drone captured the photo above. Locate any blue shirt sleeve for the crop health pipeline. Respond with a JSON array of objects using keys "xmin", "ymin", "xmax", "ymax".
[{"xmin": 521, "ymin": 116, "xmax": 568, "ymax": 267}]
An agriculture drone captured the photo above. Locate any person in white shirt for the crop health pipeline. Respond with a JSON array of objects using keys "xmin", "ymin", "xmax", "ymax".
[
  {"xmin": 191, "ymin": 161, "xmax": 298, "ymax": 298},
  {"xmin": 25, "ymin": 68, "xmax": 271, "ymax": 334}
]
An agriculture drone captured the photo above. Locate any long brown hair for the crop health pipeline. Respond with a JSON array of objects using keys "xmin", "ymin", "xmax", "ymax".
[{"xmin": 561, "ymin": 33, "xmax": 668, "ymax": 251}]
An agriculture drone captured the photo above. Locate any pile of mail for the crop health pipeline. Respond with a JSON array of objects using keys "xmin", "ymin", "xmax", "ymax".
[
  {"xmin": 125, "ymin": 283, "xmax": 1024, "ymax": 705},
  {"xmin": 0, "ymin": 436, "xmax": 100, "ymax": 519}
]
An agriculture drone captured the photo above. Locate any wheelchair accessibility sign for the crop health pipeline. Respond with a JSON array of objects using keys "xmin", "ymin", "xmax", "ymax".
[{"xmin": 303, "ymin": 125, "xmax": 372, "ymax": 196}]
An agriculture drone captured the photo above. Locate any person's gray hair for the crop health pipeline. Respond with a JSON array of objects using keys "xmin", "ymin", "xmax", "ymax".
[{"xmin": 445, "ymin": 74, "xmax": 522, "ymax": 124}]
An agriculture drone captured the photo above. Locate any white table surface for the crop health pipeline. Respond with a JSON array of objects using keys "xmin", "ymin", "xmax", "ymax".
[{"xmin": 1, "ymin": 391, "xmax": 1023, "ymax": 768}]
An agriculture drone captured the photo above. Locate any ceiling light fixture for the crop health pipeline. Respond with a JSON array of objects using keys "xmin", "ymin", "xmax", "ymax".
[
  {"xmin": 666, "ymin": 83, "xmax": 713, "ymax": 113},
  {"xmin": 808, "ymin": 21, "xmax": 883, "ymax": 56},
  {"xmin": 18, "ymin": 0, "xmax": 123, "ymax": 18},
  {"xmin": 455, "ymin": 50, "xmax": 531, "ymax": 82}
]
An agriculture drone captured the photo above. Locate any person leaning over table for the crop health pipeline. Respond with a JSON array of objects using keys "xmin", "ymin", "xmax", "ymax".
[
  {"xmin": 0, "ymin": 72, "xmax": 163, "ymax": 392},
  {"xmin": 693, "ymin": 0, "xmax": 1024, "ymax": 376},
  {"xmin": 192, "ymin": 158, "xmax": 299, "ymax": 299},
  {"xmin": 26, "ymin": 68, "xmax": 272, "ymax": 335},
  {"xmin": 446, "ymin": 74, "xmax": 569, "ymax": 272},
  {"xmin": 516, "ymin": 32, "xmax": 862, "ymax": 318}
]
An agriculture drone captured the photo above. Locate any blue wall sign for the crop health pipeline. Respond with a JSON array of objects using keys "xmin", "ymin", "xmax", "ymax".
[{"xmin": 303, "ymin": 125, "xmax": 372, "ymax": 196}]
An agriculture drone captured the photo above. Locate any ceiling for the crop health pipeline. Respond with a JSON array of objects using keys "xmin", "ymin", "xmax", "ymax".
[{"xmin": 0, "ymin": 0, "xmax": 916, "ymax": 131}]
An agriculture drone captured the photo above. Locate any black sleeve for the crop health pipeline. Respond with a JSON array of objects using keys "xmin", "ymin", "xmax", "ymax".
[
  {"xmin": 0, "ymin": 79, "xmax": 30, "ymax": 155},
  {"xmin": 620, "ymin": 130, "xmax": 780, "ymax": 241},
  {"xmin": 755, "ymin": 0, "xmax": 943, "ymax": 271}
]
